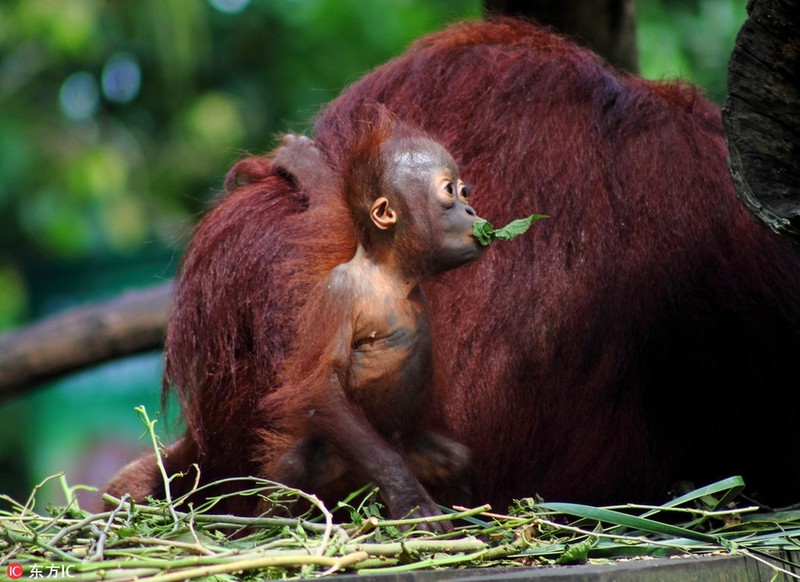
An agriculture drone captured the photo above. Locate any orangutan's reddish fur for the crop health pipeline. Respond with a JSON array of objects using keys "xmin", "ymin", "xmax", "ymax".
[{"xmin": 107, "ymin": 18, "xmax": 800, "ymax": 511}]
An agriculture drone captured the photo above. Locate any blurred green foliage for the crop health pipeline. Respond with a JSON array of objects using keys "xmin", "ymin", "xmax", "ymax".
[{"xmin": 637, "ymin": 0, "xmax": 744, "ymax": 102}]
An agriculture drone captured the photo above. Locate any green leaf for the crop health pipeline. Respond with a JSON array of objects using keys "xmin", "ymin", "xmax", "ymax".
[
  {"xmin": 556, "ymin": 535, "xmax": 598, "ymax": 565},
  {"xmin": 659, "ymin": 476, "xmax": 745, "ymax": 513},
  {"xmin": 473, "ymin": 219, "xmax": 495, "ymax": 246},
  {"xmin": 472, "ymin": 214, "xmax": 547, "ymax": 246},
  {"xmin": 539, "ymin": 502, "xmax": 720, "ymax": 544},
  {"xmin": 493, "ymin": 214, "xmax": 548, "ymax": 241}
]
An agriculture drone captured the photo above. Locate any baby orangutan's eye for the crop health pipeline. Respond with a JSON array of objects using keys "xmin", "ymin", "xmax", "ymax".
[
  {"xmin": 461, "ymin": 184, "xmax": 472, "ymax": 199},
  {"xmin": 443, "ymin": 182, "xmax": 454, "ymax": 196}
]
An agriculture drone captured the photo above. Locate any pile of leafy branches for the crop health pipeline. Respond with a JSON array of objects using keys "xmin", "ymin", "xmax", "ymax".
[{"xmin": 2, "ymin": 408, "xmax": 799, "ymax": 580}]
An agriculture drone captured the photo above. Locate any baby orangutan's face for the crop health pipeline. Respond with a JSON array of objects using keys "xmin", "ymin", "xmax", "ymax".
[{"xmin": 384, "ymin": 137, "xmax": 485, "ymax": 272}]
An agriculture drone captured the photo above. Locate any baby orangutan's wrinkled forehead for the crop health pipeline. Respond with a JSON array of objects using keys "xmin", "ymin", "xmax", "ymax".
[{"xmin": 382, "ymin": 137, "xmax": 458, "ymax": 183}]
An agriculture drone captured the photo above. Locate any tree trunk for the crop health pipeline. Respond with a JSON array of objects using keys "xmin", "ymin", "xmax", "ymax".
[
  {"xmin": 723, "ymin": 0, "xmax": 800, "ymax": 244},
  {"xmin": 483, "ymin": 0, "xmax": 639, "ymax": 73}
]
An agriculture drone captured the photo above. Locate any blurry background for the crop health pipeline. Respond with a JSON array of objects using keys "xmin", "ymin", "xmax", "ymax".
[{"xmin": 0, "ymin": 0, "xmax": 745, "ymax": 508}]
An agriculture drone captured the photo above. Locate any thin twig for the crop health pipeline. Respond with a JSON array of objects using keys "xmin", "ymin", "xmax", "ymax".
[
  {"xmin": 119, "ymin": 536, "xmax": 217, "ymax": 556},
  {"xmin": 135, "ymin": 406, "xmax": 181, "ymax": 527},
  {"xmin": 140, "ymin": 550, "xmax": 369, "ymax": 582},
  {"xmin": 88, "ymin": 494, "xmax": 130, "ymax": 561},
  {"xmin": 740, "ymin": 548, "xmax": 800, "ymax": 580}
]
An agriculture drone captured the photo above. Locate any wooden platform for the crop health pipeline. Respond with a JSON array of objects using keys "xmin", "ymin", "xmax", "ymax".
[{"xmin": 331, "ymin": 551, "xmax": 800, "ymax": 581}]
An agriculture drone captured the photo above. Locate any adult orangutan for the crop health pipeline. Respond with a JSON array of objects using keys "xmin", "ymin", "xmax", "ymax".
[{"xmin": 107, "ymin": 18, "xmax": 800, "ymax": 512}]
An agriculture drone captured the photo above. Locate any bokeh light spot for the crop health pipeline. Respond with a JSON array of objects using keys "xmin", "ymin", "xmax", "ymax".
[
  {"xmin": 208, "ymin": 0, "xmax": 251, "ymax": 15},
  {"xmin": 102, "ymin": 53, "xmax": 141, "ymax": 104},
  {"xmin": 59, "ymin": 72, "xmax": 99, "ymax": 120}
]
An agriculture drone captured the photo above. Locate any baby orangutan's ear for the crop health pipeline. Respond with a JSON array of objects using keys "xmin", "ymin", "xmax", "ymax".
[{"xmin": 370, "ymin": 197, "xmax": 398, "ymax": 230}]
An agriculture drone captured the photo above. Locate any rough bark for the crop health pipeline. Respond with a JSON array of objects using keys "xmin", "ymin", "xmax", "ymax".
[
  {"xmin": 723, "ymin": 0, "xmax": 800, "ymax": 244},
  {"xmin": 483, "ymin": 0, "xmax": 639, "ymax": 73},
  {"xmin": 0, "ymin": 283, "xmax": 172, "ymax": 401}
]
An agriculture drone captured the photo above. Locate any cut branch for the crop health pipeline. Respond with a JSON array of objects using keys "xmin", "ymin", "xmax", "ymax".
[
  {"xmin": 0, "ymin": 283, "xmax": 172, "ymax": 401},
  {"xmin": 723, "ymin": 0, "xmax": 800, "ymax": 244}
]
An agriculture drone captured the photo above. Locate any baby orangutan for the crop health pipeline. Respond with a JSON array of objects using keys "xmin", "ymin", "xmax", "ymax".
[{"xmin": 263, "ymin": 119, "xmax": 485, "ymax": 531}]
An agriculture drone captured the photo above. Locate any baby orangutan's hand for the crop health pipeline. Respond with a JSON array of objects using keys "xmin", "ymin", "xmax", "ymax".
[{"xmin": 272, "ymin": 134, "xmax": 335, "ymax": 204}]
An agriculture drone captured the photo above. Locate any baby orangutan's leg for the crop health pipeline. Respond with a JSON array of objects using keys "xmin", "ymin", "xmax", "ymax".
[
  {"xmin": 264, "ymin": 433, "xmax": 464, "ymax": 532},
  {"xmin": 407, "ymin": 431, "xmax": 472, "ymax": 508},
  {"xmin": 263, "ymin": 436, "xmax": 367, "ymax": 514}
]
